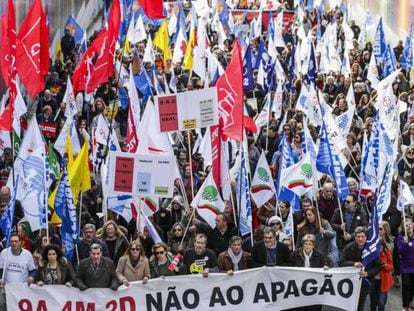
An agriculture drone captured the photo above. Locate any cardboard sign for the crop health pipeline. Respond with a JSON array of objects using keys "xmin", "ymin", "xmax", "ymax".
[
  {"xmin": 155, "ymin": 87, "xmax": 218, "ymax": 132},
  {"xmin": 108, "ymin": 152, "xmax": 176, "ymax": 198}
]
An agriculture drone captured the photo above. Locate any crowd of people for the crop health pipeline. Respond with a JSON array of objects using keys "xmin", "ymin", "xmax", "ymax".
[{"xmin": 0, "ymin": 0, "xmax": 413, "ymax": 310}]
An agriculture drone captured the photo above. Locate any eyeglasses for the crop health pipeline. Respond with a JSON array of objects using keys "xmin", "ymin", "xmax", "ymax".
[
  {"xmin": 345, "ymin": 200, "xmax": 353, "ymax": 204},
  {"xmin": 271, "ymin": 222, "xmax": 281, "ymax": 226},
  {"xmin": 130, "ymin": 248, "xmax": 141, "ymax": 251},
  {"xmin": 155, "ymin": 251, "xmax": 165, "ymax": 255},
  {"xmin": 408, "ymin": 151, "xmax": 414, "ymax": 155}
]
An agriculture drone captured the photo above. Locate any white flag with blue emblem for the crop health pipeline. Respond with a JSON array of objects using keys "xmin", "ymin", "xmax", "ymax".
[{"xmin": 397, "ymin": 180, "xmax": 414, "ymax": 211}]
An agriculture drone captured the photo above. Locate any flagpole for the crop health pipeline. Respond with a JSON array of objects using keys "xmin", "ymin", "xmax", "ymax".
[
  {"xmin": 180, "ymin": 208, "xmax": 195, "ymax": 248},
  {"xmin": 402, "ymin": 207, "xmax": 408, "ymax": 239},
  {"xmin": 265, "ymin": 94, "xmax": 270, "ymax": 155},
  {"xmin": 186, "ymin": 132, "xmax": 195, "ymax": 200},
  {"xmin": 136, "ymin": 196, "xmax": 142, "ymax": 242},
  {"xmin": 78, "ymin": 192, "xmax": 83, "ymax": 236},
  {"xmin": 178, "ymin": 178, "xmax": 190, "ymax": 211}
]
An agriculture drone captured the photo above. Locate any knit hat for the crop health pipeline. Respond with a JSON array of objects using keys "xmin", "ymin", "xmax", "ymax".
[
  {"xmin": 172, "ymin": 195, "xmax": 185, "ymax": 207},
  {"xmin": 268, "ymin": 216, "xmax": 282, "ymax": 226}
]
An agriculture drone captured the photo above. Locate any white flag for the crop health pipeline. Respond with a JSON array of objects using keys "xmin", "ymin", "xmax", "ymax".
[
  {"xmin": 280, "ymin": 153, "xmax": 316, "ymax": 197},
  {"xmin": 63, "ymin": 77, "xmax": 78, "ymax": 118},
  {"xmin": 191, "ymin": 171, "xmax": 225, "ymax": 228},
  {"xmin": 397, "ymin": 180, "xmax": 414, "ymax": 211},
  {"xmin": 367, "ymin": 52, "xmax": 380, "ymax": 89},
  {"xmin": 251, "ymin": 151, "xmax": 275, "ymax": 207}
]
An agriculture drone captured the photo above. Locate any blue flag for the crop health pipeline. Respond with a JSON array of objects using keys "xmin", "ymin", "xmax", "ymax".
[
  {"xmin": 362, "ymin": 175, "xmax": 382, "ymax": 266},
  {"xmin": 243, "ymin": 46, "xmax": 255, "ymax": 91},
  {"xmin": 382, "ymin": 44, "xmax": 395, "ymax": 78},
  {"xmin": 118, "ymin": 0, "xmax": 134, "ymax": 45},
  {"xmin": 0, "ymin": 181, "xmax": 18, "ymax": 248},
  {"xmin": 316, "ymin": 122, "xmax": 349, "ymax": 201},
  {"xmin": 306, "ymin": 43, "xmax": 316, "ymax": 86},
  {"xmin": 401, "ymin": 25, "xmax": 413, "ymax": 69},
  {"xmin": 277, "ymin": 134, "xmax": 301, "ymax": 211},
  {"xmin": 237, "ymin": 144, "xmax": 252, "ymax": 237},
  {"xmin": 65, "ymin": 16, "xmax": 84, "ymax": 45},
  {"xmin": 373, "ymin": 18, "xmax": 386, "ymax": 64},
  {"xmin": 54, "ymin": 167, "xmax": 79, "ymax": 259}
]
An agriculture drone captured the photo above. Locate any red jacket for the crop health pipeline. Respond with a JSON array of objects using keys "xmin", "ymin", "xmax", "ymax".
[{"xmin": 379, "ymin": 248, "xmax": 394, "ymax": 293}]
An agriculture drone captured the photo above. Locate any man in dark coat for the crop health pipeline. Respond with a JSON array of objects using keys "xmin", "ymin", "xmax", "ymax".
[
  {"xmin": 75, "ymin": 243, "xmax": 119, "ymax": 290},
  {"xmin": 251, "ymin": 227, "xmax": 290, "ymax": 267},
  {"xmin": 340, "ymin": 227, "xmax": 383, "ymax": 311},
  {"xmin": 207, "ymin": 213, "xmax": 238, "ymax": 256}
]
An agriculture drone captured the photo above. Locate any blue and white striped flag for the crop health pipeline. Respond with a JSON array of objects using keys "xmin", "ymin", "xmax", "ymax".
[
  {"xmin": 373, "ymin": 18, "xmax": 386, "ymax": 64},
  {"xmin": 316, "ymin": 121, "xmax": 349, "ymax": 201},
  {"xmin": 237, "ymin": 143, "xmax": 252, "ymax": 237},
  {"xmin": 0, "ymin": 180, "xmax": 18, "ymax": 248},
  {"xmin": 401, "ymin": 24, "xmax": 413, "ymax": 70},
  {"xmin": 54, "ymin": 166, "xmax": 79, "ymax": 260}
]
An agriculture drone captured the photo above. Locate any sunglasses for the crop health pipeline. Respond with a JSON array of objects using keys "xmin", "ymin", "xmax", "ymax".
[
  {"xmin": 379, "ymin": 228, "xmax": 384, "ymax": 231},
  {"xmin": 271, "ymin": 222, "xmax": 281, "ymax": 226},
  {"xmin": 408, "ymin": 151, "xmax": 414, "ymax": 154},
  {"xmin": 155, "ymin": 251, "xmax": 165, "ymax": 255},
  {"xmin": 130, "ymin": 248, "xmax": 141, "ymax": 251},
  {"xmin": 345, "ymin": 200, "xmax": 353, "ymax": 204}
]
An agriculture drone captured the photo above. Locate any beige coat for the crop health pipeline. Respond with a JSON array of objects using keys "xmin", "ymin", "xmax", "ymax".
[{"xmin": 116, "ymin": 255, "xmax": 150, "ymax": 282}]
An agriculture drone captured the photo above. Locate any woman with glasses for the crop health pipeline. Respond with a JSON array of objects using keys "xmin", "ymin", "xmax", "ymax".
[
  {"xmin": 296, "ymin": 207, "xmax": 335, "ymax": 267},
  {"xmin": 398, "ymin": 146, "xmax": 414, "ymax": 189},
  {"xmin": 168, "ymin": 222, "xmax": 192, "ymax": 255},
  {"xmin": 116, "ymin": 240, "xmax": 150, "ymax": 286},
  {"xmin": 149, "ymin": 242, "xmax": 183, "ymax": 278},
  {"xmin": 267, "ymin": 216, "xmax": 286, "ymax": 241}
]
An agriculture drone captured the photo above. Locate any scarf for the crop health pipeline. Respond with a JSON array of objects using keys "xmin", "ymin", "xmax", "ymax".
[
  {"xmin": 303, "ymin": 250, "xmax": 313, "ymax": 268},
  {"xmin": 227, "ymin": 248, "xmax": 243, "ymax": 271}
]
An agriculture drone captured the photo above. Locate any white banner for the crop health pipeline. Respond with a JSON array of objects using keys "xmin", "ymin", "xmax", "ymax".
[
  {"xmin": 155, "ymin": 87, "xmax": 219, "ymax": 132},
  {"xmin": 107, "ymin": 152, "xmax": 176, "ymax": 198},
  {"xmin": 6, "ymin": 267, "xmax": 361, "ymax": 311}
]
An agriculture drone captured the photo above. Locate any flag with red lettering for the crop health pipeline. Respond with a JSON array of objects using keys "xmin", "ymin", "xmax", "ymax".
[
  {"xmin": 138, "ymin": 0, "xmax": 165, "ymax": 19},
  {"xmin": 86, "ymin": 0, "xmax": 121, "ymax": 93},
  {"xmin": 216, "ymin": 40, "xmax": 244, "ymax": 142},
  {"xmin": 15, "ymin": 0, "xmax": 49, "ymax": 99},
  {"xmin": 0, "ymin": 0, "xmax": 17, "ymax": 132}
]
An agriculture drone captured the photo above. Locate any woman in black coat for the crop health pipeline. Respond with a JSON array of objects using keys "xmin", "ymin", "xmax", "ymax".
[{"xmin": 289, "ymin": 234, "xmax": 328, "ymax": 311}]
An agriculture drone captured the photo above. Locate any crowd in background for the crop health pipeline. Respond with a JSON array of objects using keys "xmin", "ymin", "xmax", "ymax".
[{"xmin": 0, "ymin": 0, "xmax": 413, "ymax": 311}]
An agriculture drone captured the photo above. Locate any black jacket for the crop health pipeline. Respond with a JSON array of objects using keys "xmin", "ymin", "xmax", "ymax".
[
  {"xmin": 75, "ymin": 257, "xmax": 119, "ymax": 290},
  {"xmin": 251, "ymin": 241, "xmax": 290, "ymax": 267},
  {"xmin": 207, "ymin": 226, "xmax": 239, "ymax": 256},
  {"xmin": 289, "ymin": 248, "xmax": 327, "ymax": 268},
  {"xmin": 339, "ymin": 242, "xmax": 382, "ymax": 280}
]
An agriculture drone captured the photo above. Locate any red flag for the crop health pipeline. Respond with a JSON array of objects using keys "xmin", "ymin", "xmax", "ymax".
[
  {"xmin": 216, "ymin": 40, "xmax": 244, "ymax": 142},
  {"xmin": 126, "ymin": 102, "xmax": 138, "ymax": 153},
  {"xmin": 15, "ymin": 0, "xmax": 49, "ymax": 99},
  {"xmin": 138, "ymin": 0, "xmax": 165, "ymax": 19},
  {"xmin": 211, "ymin": 124, "xmax": 222, "ymax": 190},
  {"xmin": 1, "ymin": 0, "xmax": 17, "ymax": 88},
  {"xmin": 86, "ymin": 0, "xmax": 121, "ymax": 93},
  {"xmin": 72, "ymin": 30, "xmax": 106, "ymax": 94},
  {"xmin": 0, "ymin": 0, "xmax": 17, "ymax": 132}
]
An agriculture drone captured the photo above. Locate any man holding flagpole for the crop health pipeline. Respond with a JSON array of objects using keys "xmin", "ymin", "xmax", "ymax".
[{"xmin": 340, "ymin": 227, "xmax": 382, "ymax": 311}]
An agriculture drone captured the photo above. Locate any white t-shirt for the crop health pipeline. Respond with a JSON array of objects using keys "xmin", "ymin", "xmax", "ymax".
[{"xmin": 0, "ymin": 248, "xmax": 36, "ymax": 283}]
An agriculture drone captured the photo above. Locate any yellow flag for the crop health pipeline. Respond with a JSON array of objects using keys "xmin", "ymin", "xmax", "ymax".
[
  {"xmin": 153, "ymin": 20, "xmax": 172, "ymax": 61},
  {"xmin": 48, "ymin": 175, "xmax": 62, "ymax": 225},
  {"xmin": 65, "ymin": 125, "xmax": 74, "ymax": 169},
  {"xmin": 183, "ymin": 29, "xmax": 196, "ymax": 70},
  {"xmin": 69, "ymin": 141, "xmax": 91, "ymax": 202}
]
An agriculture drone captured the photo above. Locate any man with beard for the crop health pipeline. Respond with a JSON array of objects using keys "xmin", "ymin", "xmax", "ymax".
[{"xmin": 182, "ymin": 233, "xmax": 218, "ymax": 277}]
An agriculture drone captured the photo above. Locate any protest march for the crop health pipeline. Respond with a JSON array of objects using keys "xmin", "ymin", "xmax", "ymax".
[{"xmin": 0, "ymin": 0, "xmax": 412, "ymax": 310}]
